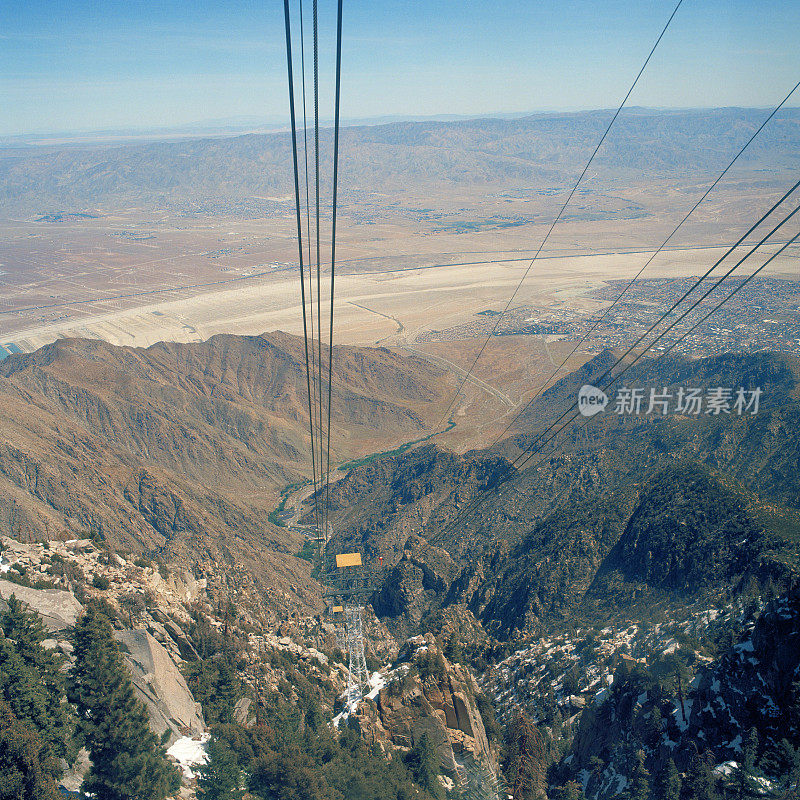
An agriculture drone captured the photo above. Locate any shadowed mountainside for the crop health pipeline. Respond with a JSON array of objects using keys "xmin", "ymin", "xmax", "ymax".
[{"xmin": 321, "ymin": 350, "xmax": 800, "ymax": 638}]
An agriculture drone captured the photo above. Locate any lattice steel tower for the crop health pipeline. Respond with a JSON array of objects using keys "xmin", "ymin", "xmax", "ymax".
[
  {"xmin": 344, "ymin": 605, "xmax": 370, "ymax": 708},
  {"xmin": 322, "ymin": 550, "xmax": 381, "ymax": 711}
]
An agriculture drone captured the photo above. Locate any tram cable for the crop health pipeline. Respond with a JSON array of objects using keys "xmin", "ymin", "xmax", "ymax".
[
  {"xmin": 473, "ymin": 79, "xmax": 800, "ymax": 457},
  {"xmin": 434, "ymin": 181, "xmax": 800, "ymax": 538},
  {"xmin": 440, "ymin": 227, "xmax": 799, "ymax": 539},
  {"xmin": 282, "ymin": 0, "xmax": 322, "ymax": 533},
  {"xmin": 507, "ymin": 180, "xmax": 800, "ymax": 473},
  {"xmin": 433, "ymin": 0, "xmax": 685, "ymax": 432},
  {"xmin": 298, "ymin": 0, "xmax": 323, "ymax": 535},
  {"xmin": 448, "ymin": 184, "xmax": 800, "ymax": 530},
  {"xmin": 313, "ymin": 0, "xmax": 326, "ymax": 522},
  {"xmin": 497, "ymin": 229, "xmax": 800, "ymax": 501},
  {"xmin": 323, "ymin": 0, "xmax": 344, "ymax": 542}
]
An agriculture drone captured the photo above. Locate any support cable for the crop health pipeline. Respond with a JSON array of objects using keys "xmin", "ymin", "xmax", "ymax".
[
  {"xmin": 283, "ymin": 0, "xmax": 320, "ymax": 532},
  {"xmin": 323, "ymin": 0, "xmax": 344, "ymax": 538},
  {"xmin": 299, "ymin": 0, "xmax": 323, "ymax": 534},
  {"xmin": 501, "ymin": 229, "xmax": 800, "ymax": 493},
  {"xmin": 512, "ymin": 212, "xmax": 800, "ymax": 474},
  {"xmin": 433, "ymin": 0, "xmax": 685, "ymax": 431},
  {"xmin": 507, "ymin": 181, "xmax": 800, "ymax": 475},
  {"xmin": 474, "ymin": 79, "xmax": 800, "ymax": 454},
  {"xmin": 434, "ymin": 182, "xmax": 800, "ymax": 538},
  {"xmin": 313, "ymin": 0, "xmax": 326, "ymax": 529}
]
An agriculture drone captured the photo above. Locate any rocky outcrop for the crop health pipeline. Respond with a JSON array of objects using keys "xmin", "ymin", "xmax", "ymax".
[
  {"xmin": 0, "ymin": 579, "xmax": 82, "ymax": 631},
  {"xmin": 689, "ymin": 583, "xmax": 800, "ymax": 759},
  {"xmin": 357, "ymin": 637, "xmax": 494, "ymax": 778},
  {"xmin": 373, "ymin": 536, "xmax": 460, "ymax": 627},
  {"xmin": 114, "ymin": 629, "xmax": 205, "ymax": 745}
]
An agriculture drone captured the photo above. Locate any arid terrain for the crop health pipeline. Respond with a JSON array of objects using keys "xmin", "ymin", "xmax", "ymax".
[
  {"xmin": 2, "ymin": 108, "xmax": 800, "ymax": 800},
  {"xmin": 2, "ymin": 109, "xmax": 798, "ymax": 462}
]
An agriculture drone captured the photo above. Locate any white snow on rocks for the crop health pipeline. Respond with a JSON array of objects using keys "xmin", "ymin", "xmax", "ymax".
[{"xmin": 167, "ymin": 733, "xmax": 209, "ymax": 779}]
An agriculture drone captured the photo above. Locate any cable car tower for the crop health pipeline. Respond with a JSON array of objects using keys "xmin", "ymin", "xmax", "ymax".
[{"xmin": 322, "ymin": 549, "xmax": 381, "ymax": 711}]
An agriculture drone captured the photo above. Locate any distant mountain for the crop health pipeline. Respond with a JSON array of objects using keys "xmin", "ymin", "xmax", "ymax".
[
  {"xmin": 1, "ymin": 107, "xmax": 799, "ymax": 216},
  {"xmin": 0, "ymin": 332, "xmax": 451, "ymax": 608}
]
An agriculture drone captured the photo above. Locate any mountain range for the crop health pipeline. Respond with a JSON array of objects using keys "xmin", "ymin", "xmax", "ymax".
[
  {"xmin": 2, "ymin": 107, "xmax": 799, "ymax": 216},
  {"xmin": 321, "ymin": 349, "xmax": 800, "ymax": 639}
]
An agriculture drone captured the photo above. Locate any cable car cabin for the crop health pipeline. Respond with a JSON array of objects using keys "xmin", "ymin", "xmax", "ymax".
[
  {"xmin": 321, "ymin": 551, "xmax": 383, "ymax": 602},
  {"xmin": 335, "ymin": 552, "xmax": 362, "ymax": 568}
]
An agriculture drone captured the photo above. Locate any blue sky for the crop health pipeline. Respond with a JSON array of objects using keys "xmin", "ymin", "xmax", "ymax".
[{"xmin": 1, "ymin": 0, "xmax": 799, "ymax": 136}]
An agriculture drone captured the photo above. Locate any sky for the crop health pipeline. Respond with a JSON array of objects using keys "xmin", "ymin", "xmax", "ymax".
[{"xmin": 1, "ymin": 0, "xmax": 799, "ymax": 136}]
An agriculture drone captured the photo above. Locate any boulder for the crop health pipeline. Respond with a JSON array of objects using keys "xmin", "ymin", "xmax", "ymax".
[
  {"xmin": 233, "ymin": 697, "xmax": 253, "ymax": 726},
  {"xmin": 0, "ymin": 580, "xmax": 82, "ymax": 632},
  {"xmin": 114, "ymin": 629, "xmax": 205, "ymax": 745}
]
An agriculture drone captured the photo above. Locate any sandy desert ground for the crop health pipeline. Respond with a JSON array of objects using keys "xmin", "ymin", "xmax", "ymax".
[{"xmin": 4, "ymin": 242, "xmax": 793, "ymax": 352}]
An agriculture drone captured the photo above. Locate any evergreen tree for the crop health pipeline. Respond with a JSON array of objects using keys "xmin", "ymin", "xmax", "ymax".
[
  {"xmin": 626, "ymin": 750, "xmax": 650, "ymax": 800},
  {"xmin": 0, "ymin": 699, "xmax": 61, "ymax": 800},
  {"xmin": 728, "ymin": 728, "xmax": 761, "ymax": 800},
  {"xmin": 405, "ymin": 732, "xmax": 442, "ymax": 799},
  {"xmin": 196, "ymin": 737, "xmax": 242, "ymax": 800},
  {"xmin": 69, "ymin": 602, "xmax": 180, "ymax": 800},
  {"xmin": 550, "ymin": 782, "xmax": 586, "ymax": 800},
  {"xmin": 503, "ymin": 713, "xmax": 547, "ymax": 800},
  {"xmin": 0, "ymin": 595, "xmax": 76, "ymax": 768},
  {"xmin": 248, "ymin": 749, "xmax": 325, "ymax": 800},
  {"xmin": 654, "ymin": 759, "xmax": 681, "ymax": 800},
  {"xmin": 185, "ymin": 655, "xmax": 241, "ymax": 726},
  {"xmin": 788, "ymin": 679, "xmax": 800, "ymax": 735},
  {"xmin": 685, "ymin": 752, "xmax": 720, "ymax": 800},
  {"xmin": 779, "ymin": 739, "xmax": 800, "ymax": 795},
  {"xmin": 0, "ymin": 595, "xmax": 77, "ymax": 764}
]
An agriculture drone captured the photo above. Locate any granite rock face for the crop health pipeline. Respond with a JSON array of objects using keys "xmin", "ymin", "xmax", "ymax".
[
  {"xmin": 114, "ymin": 629, "xmax": 205, "ymax": 745},
  {"xmin": 689, "ymin": 583, "xmax": 800, "ymax": 758},
  {"xmin": 373, "ymin": 536, "xmax": 460, "ymax": 626},
  {"xmin": 0, "ymin": 579, "xmax": 82, "ymax": 631},
  {"xmin": 357, "ymin": 637, "xmax": 493, "ymax": 778}
]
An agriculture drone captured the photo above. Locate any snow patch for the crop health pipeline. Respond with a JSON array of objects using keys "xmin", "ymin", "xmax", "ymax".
[
  {"xmin": 578, "ymin": 769, "xmax": 591, "ymax": 792},
  {"xmin": 167, "ymin": 733, "xmax": 209, "ymax": 779}
]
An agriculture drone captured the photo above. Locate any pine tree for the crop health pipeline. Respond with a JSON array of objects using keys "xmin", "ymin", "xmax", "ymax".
[
  {"xmin": 550, "ymin": 782, "xmax": 586, "ymax": 800},
  {"xmin": 779, "ymin": 739, "xmax": 800, "ymax": 795},
  {"xmin": 728, "ymin": 728, "xmax": 761, "ymax": 800},
  {"xmin": 0, "ymin": 699, "xmax": 61, "ymax": 800},
  {"xmin": 654, "ymin": 759, "xmax": 681, "ymax": 800},
  {"xmin": 405, "ymin": 733, "xmax": 442, "ymax": 799},
  {"xmin": 627, "ymin": 751, "xmax": 651, "ymax": 800},
  {"xmin": 0, "ymin": 595, "xmax": 76, "ymax": 768},
  {"xmin": 685, "ymin": 752, "xmax": 720, "ymax": 800},
  {"xmin": 69, "ymin": 602, "xmax": 180, "ymax": 800},
  {"xmin": 503, "ymin": 713, "xmax": 547, "ymax": 800},
  {"xmin": 196, "ymin": 737, "xmax": 242, "ymax": 800}
]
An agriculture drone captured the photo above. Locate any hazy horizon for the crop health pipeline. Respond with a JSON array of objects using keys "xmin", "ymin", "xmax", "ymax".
[
  {"xmin": 3, "ymin": 0, "xmax": 800, "ymax": 137},
  {"xmin": 5, "ymin": 103, "xmax": 800, "ymax": 146}
]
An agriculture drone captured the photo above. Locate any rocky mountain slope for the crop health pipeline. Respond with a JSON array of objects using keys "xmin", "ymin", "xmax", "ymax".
[
  {"xmin": 322, "ymin": 350, "xmax": 800, "ymax": 639},
  {"xmin": 0, "ymin": 332, "xmax": 452, "ymax": 610},
  {"xmin": 543, "ymin": 583, "xmax": 800, "ymax": 798}
]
